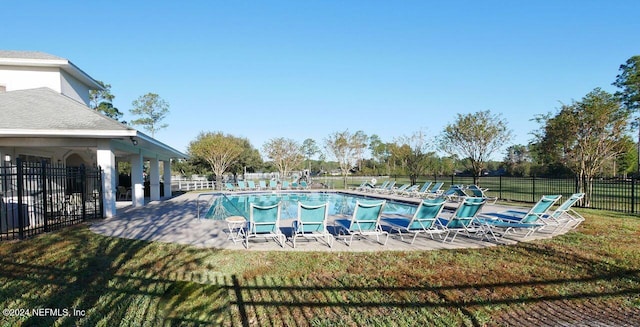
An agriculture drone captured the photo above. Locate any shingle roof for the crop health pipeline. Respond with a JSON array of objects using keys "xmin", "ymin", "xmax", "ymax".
[
  {"xmin": 0, "ymin": 87, "xmax": 133, "ymax": 133},
  {"xmin": 0, "ymin": 50, "xmax": 66, "ymax": 61}
]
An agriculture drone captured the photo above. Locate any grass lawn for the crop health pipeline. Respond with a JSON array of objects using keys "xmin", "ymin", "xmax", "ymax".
[{"xmin": 0, "ymin": 209, "xmax": 639, "ymax": 326}]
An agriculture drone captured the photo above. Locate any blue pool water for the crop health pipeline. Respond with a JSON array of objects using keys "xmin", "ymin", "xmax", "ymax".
[{"xmin": 203, "ymin": 192, "xmax": 417, "ymax": 220}]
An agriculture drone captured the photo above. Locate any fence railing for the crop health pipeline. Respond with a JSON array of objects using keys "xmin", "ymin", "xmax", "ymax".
[
  {"xmin": 344, "ymin": 175, "xmax": 640, "ymax": 214},
  {"xmin": 0, "ymin": 159, "xmax": 103, "ymax": 241}
]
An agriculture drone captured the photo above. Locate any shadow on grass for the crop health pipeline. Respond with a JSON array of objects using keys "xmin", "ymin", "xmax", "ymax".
[{"xmin": 0, "ymin": 225, "xmax": 639, "ymax": 326}]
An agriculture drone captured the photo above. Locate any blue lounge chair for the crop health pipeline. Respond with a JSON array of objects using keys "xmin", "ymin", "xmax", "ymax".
[
  {"xmin": 391, "ymin": 183, "xmax": 411, "ymax": 194},
  {"xmin": 269, "ymin": 180, "xmax": 278, "ymax": 190},
  {"xmin": 382, "ymin": 198, "xmax": 447, "ymax": 244},
  {"xmin": 367, "ymin": 180, "xmax": 388, "ymax": 193},
  {"xmin": 466, "ymin": 185, "xmax": 498, "ymax": 204},
  {"xmin": 237, "ymin": 180, "xmax": 247, "ymax": 191},
  {"xmin": 399, "ymin": 184, "xmax": 420, "ymax": 196},
  {"xmin": 436, "ymin": 185, "xmax": 468, "ymax": 202},
  {"xmin": 281, "ymin": 181, "xmax": 290, "ymax": 190},
  {"xmin": 244, "ymin": 202, "xmax": 285, "ymax": 248},
  {"xmin": 334, "ymin": 200, "xmax": 388, "ymax": 246},
  {"xmin": 477, "ymin": 194, "xmax": 562, "ymax": 240},
  {"xmin": 300, "ymin": 181, "xmax": 310, "ymax": 189},
  {"xmin": 423, "ymin": 182, "xmax": 444, "ymax": 198},
  {"xmin": 542, "ymin": 193, "xmax": 585, "ymax": 232},
  {"xmin": 437, "ymin": 197, "xmax": 487, "ymax": 242},
  {"xmin": 375, "ymin": 181, "xmax": 396, "ymax": 194},
  {"xmin": 410, "ymin": 182, "xmax": 432, "ymax": 197},
  {"xmin": 247, "ymin": 180, "xmax": 257, "ymax": 191},
  {"xmin": 259, "ymin": 180, "xmax": 267, "ymax": 190},
  {"xmin": 292, "ymin": 202, "xmax": 334, "ymax": 248},
  {"xmin": 224, "ymin": 182, "xmax": 236, "ymax": 192}
]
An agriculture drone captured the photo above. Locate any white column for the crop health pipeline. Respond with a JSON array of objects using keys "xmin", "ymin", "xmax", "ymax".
[
  {"xmin": 97, "ymin": 140, "xmax": 116, "ymax": 218},
  {"xmin": 130, "ymin": 151, "xmax": 145, "ymax": 207},
  {"xmin": 163, "ymin": 160, "xmax": 172, "ymax": 198},
  {"xmin": 149, "ymin": 157, "xmax": 160, "ymax": 201}
]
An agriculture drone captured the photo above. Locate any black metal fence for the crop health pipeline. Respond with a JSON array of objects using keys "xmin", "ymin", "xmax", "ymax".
[
  {"xmin": 432, "ymin": 175, "xmax": 639, "ymax": 214},
  {"xmin": 0, "ymin": 159, "xmax": 103, "ymax": 240}
]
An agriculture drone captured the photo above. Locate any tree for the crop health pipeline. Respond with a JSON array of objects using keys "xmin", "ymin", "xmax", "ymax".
[
  {"xmin": 369, "ymin": 134, "xmax": 391, "ymax": 175},
  {"xmin": 613, "ymin": 56, "xmax": 640, "ymax": 176},
  {"xmin": 187, "ymin": 132, "xmax": 244, "ymax": 190},
  {"xmin": 262, "ymin": 138, "xmax": 305, "ymax": 180},
  {"xmin": 130, "ymin": 93, "xmax": 169, "ymax": 137},
  {"xmin": 325, "ymin": 130, "xmax": 358, "ymax": 189},
  {"xmin": 89, "ymin": 80, "xmax": 115, "ymax": 109},
  {"xmin": 96, "ymin": 102, "xmax": 125, "ymax": 122},
  {"xmin": 533, "ymin": 88, "xmax": 631, "ymax": 206},
  {"xmin": 613, "ymin": 56, "xmax": 640, "ymax": 111},
  {"xmin": 503, "ymin": 145, "xmax": 532, "ymax": 177},
  {"xmin": 301, "ymin": 138, "xmax": 320, "ymax": 173},
  {"xmin": 390, "ymin": 130, "xmax": 433, "ymax": 185},
  {"xmin": 88, "ymin": 80, "xmax": 125, "ymax": 122},
  {"xmin": 228, "ymin": 138, "xmax": 263, "ymax": 180},
  {"xmin": 352, "ymin": 130, "xmax": 369, "ymax": 172},
  {"xmin": 439, "ymin": 110, "xmax": 512, "ymax": 185}
]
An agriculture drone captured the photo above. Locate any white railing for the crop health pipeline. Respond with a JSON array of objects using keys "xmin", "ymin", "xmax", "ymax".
[{"xmin": 172, "ymin": 180, "xmax": 216, "ymax": 191}]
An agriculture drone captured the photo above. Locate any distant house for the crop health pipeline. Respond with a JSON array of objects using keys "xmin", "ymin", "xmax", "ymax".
[{"xmin": 0, "ymin": 50, "xmax": 186, "ymax": 218}]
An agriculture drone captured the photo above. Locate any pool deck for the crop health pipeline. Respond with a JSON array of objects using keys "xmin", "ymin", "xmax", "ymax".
[{"xmin": 89, "ymin": 190, "xmax": 567, "ymax": 252}]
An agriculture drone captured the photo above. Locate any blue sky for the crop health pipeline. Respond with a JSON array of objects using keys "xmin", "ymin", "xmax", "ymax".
[{"xmin": 4, "ymin": 1, "xmax": 640, "ymax": 160}]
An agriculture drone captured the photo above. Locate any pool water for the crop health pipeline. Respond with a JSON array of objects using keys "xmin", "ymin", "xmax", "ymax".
[{"xmin": 203, "ymin": 192, "xmax": 417, "ymax": 220}]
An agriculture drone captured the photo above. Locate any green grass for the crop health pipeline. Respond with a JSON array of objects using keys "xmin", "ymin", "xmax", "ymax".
[{"xmin": 1, "ymin": 210, "xmax": 639, "ymax": 326}]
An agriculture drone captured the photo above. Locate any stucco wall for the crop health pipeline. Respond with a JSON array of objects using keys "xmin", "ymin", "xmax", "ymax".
[
  {"xmin": 60, "ymin": 70, "xmax": 91, "ymax": 105},
  {"xmin": 0, "ymin": 66, "xmax": 61, "ymax": 93}
]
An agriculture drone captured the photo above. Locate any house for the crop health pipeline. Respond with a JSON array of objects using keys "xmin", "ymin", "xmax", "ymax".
[{"xmin": 0, "ymin": 50, "xmax": 187, "ymax": 218}]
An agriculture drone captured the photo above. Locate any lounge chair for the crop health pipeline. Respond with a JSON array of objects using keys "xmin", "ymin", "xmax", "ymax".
[
  {"xmin": 410, "ymin": 182, "xmax": 432, "ymax": 197},
  {"xmin": 437, "ymin": 197, "xmax": 487, "ymax": 242},
  {"xmin": 244, "ymin": 202, "xmax": 285, "ymax": 248},
  {"xmin": 334, "ymin": 200, "xmax": 389, "ymax": 246},
  {"xmin": 269, "ymin": 180, "xmax": 278, "ymax": 190},
  {"xmin": 466, "ymin": 185, "xmax": 498, "ymax": 204},
  {"xmin": 542, "ymin": 193, "xmax": 585, "ymax": 232},
  {"xmin": 247, "ymin": 180, "xmax": 257, "ymax": 191},
  {"xmin": 435, "ymin": 185, "xmax": 468, "ymax": 202},
  {"xmin": 476, "ymin": 194, "xmax": 562, "ymax": 240},
  {"xmin": 259, "ymin": 180, "xmax": 267, "ymax": 190},
  {"xmin": 375, "ymin": 181, "xmax": 396, "ymax": 194},
  {"xmin": 399, "ymin": 184, "xmax": 420, "ymax": 196},
  {"xmin": 224, "ymin": 182, "xmax": 236, "ymax": 192},
  {"xmin": 300, "ymin": 181, "xmax": 310, "ymax": 189},
  {"xmin": 382, "ymin": 198, "xmax": 447, "ymax": 244},
  {"xmin": 422, "ymin": 182, "xmax": 444, "ymax": 198},
  {"xmin": 281, "ymin": 181, "xmax": 290, "ymax": 190},
  {"xmin": 391, "ymin": 183, "xmax": 411, "ymax": 194},
  {"xmin": 291, "ymin": 202, "xmax": 334, "ymax": 248},
  {"xmin": 367, "ymin": 180, "xmax": 388, "ymax": 193},
  {"xmin": 237, "ymin": 181, "xmax": 247, "ymax": 191}
]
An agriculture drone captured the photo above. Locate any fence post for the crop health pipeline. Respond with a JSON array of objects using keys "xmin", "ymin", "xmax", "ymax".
[
  {"xmin": 41, "ymin": 160, "xmax": 49, "ymax": 232},
  {"xmin": 499, "ymin": 175, "xmax": 503, "ymax": 200},
  {"xmin": 98, "ymin": 166, "xmax": 104, "ymax": 219},
  {"xmin": 16, "ymin": 158, "xmax": 24, "ymax": 239},
  {"xmin": 80, "ymin": 165, "xmax": 87, "ymax": 221},
  {"xmin": 532, "ymin": 175, "xmax": 536, "ymax": 203},
  {"xmin": 632, "ymin": 177, "xmax": 636, "ymax": 214},
  {"xmin": 451, "ymin": 174, "xmax": 454, "ymax": 186}
]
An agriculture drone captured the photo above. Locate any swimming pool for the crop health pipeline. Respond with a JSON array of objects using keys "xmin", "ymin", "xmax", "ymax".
[{"xmin": 202, "ymin": 192, "xmax": 417, "ymax": 220}]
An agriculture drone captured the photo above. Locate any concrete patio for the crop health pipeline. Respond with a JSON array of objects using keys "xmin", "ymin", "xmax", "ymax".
[{"xmin": 89, "ymin": 191, "xmax": 566, "ymax": 252}]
